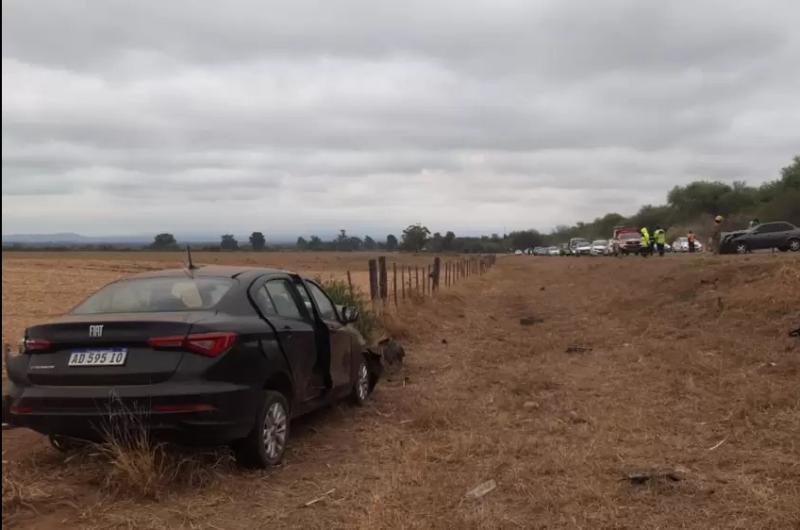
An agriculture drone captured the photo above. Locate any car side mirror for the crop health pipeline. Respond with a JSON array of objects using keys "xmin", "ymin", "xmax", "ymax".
[{"xmin": 341, "ymin": 306, "xmax": 359, "ymax": 323}]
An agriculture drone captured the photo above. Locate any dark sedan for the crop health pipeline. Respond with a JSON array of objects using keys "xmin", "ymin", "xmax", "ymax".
[
  {"xmin": 3, "ymin": 266, "xmax": 381, "ymax": 468},
  {"xmin": 720, "ymin": 221, "xmax": 800, "ymax": 254}
]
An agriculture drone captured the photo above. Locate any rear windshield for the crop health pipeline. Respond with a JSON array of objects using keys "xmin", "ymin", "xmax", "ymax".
[{"xmin": 71, "ymin": 277, "xmax": 235, "ymax": 314}]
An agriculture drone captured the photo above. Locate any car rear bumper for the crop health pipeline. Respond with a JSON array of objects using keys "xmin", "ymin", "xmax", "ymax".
[{"xmin": 4, "ymin": 380, "xmax": 258, "ymax": 445}]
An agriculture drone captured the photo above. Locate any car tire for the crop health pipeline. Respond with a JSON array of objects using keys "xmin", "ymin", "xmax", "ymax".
[
  {"xmin": 735, "ymin": 242, "xmax": 748, "ymax": 254},
  {"xmin": 351, "ymin": 357, "xmax": 371, "ymax": 406},
  {"xmin": 233, "ymin": 390, "xmax": 290, "ymax": 469},
  {"xmin": 49, "ymin": 434, "xmax": 84, "ymax": 453},
  {"xmin": 789, "ymin": 239, "xmax": 800, "ymax": 252}
]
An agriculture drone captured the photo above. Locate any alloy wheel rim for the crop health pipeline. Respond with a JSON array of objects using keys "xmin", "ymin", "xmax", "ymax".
[
  {"xmin": 262, "ymin": 402, "xmax": 287, "ymax": 460},
  {"xmin": 736, "ymin": 243, "xmax": 747, "ymax": 254},
  {"xmin": 791, "ymin": 240, "xmax": 800, "ymax": 251},
  {"xmin": 356, "ymin": 363, "xmax": 369, "ymax": 401}
]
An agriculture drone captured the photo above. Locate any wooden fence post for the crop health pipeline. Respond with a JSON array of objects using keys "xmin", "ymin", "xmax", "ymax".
[
  {"xmin": 401, "ymin": 266, "xmax": 406, "ymax": 300},
  {"xmin": 346, "ymin": 270, "xmax": 354, "ymax": 297},
  {"xmin": 393, "ymin": 262, "xmax": 398, "ymax": 307},
  {"xmin": 427, "ymin": 264, "xmax": 431, "ymax": 294},
  {"xmin": 378, "ymin": 256, "xmax": 387, "ymax": 302},
  {"xmin": 415, "ymin": 266, "xmax": 420, "ymax": 293},
  {"xmin": 368, "ymin": 259, "xmax": 378, "ymax": 308},
  {"xmin": 433, "ymin": 257, "xmax": 441, "ymax": 292}
]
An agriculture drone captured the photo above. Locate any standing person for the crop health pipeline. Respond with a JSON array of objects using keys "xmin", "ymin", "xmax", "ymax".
[
  {"xmin": 710, "ymin": 215, "xmax": 723, "ymax": 255},
  {"xmin": 687, "ymin": 230, "xmax": 697, "ymax": 253},
  {"xmin": 654, "ymin": 226, "xmax": 667, "ymax": 256},
  {"xmin": 639, "ymin": 226, "xmax": 651, "ymax": 257}
]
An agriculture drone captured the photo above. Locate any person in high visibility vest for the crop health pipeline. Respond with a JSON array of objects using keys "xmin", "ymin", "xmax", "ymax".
[
  {"xmin": 640, "ymin": 226, "xmax": 651, "ymax": 257},
  {"xmin": 653, "ymin": 226, "xmax": 667, "ymax": 256}
]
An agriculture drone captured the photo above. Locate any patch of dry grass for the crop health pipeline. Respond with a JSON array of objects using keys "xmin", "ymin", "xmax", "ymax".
[{"xmin": 2, "ymin": 252, "xmax": 799, "ymax": 529}]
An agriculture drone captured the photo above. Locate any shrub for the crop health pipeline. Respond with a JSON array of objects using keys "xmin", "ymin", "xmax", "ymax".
[{"xmin": 318, "ymin": 278, "xmax": 380, "ymax": 342}]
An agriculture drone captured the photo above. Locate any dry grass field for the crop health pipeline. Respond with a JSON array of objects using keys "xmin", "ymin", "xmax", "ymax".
[{"xmin": 2, "ymin": 251, "xmax": 799, "ymax": 529}]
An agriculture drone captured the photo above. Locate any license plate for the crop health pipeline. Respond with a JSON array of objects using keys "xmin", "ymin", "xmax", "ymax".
[{"xmin": 68, "ymin": 348, "xmax": 127, "ymax": 367}]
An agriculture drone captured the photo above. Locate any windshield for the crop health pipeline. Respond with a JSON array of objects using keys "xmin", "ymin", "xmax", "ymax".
[
  {"xmin": 72, "ymin": 277, "xmax": 235, "ymax": 314},
  {"xmin": 592, "ymin": 240, "xmax": 607, "ymax": 245}
]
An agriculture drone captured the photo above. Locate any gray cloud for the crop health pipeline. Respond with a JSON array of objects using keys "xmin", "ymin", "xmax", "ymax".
[{"xmin": 2, "ymin": 0, "xmax": 799, "ymax": 237}]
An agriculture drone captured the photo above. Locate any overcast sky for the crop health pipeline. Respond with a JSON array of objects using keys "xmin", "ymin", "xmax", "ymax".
[{"xmin": 3, "ymin": 0, "xmax": 799, "ymax": 239}]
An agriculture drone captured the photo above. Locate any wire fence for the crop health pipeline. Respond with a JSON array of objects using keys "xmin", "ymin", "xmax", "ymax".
[{"xmin": 348, "ymin": 254, "xmax": 497, "ymax": 312}]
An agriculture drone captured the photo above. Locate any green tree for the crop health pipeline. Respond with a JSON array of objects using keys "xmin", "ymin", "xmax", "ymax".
[
  {"xmin": 150, "ymin": 233, "xmax": 178, "ymax": 250},
  {"xmin": 508, "ymin": 230, "xmax": 543, "ymax": 250},
  {"xmin": 220, "ymin": 234, "xmax": 238, "ymax": 251},
  {"xmin": 400, "ymin": 224, "xmax": 430, "ymax": 252},
  {"xmin": 308, "ymin": 235, "xmax": 322, "ymax": 250},
  {"xmin": 249, "ymin": 231, "xmax": 266, "ymax": 251},
  {"xmin": 429, "ymin": 232, "xmax": 443, "ymax": 251},
  {"xmin": 386, "ymin": 234, "xmax": 398, "ymax": 251},
  {"xmin": 363, "ymin": 236, "xmax": 376, "ymax": 250},
  {"xmin": 442, "ymin": 231, "xmax": 456, "ymax": 251},
  {"xmin": 296, "ymin": 236, "xmax": 308, "ymax": 250}
]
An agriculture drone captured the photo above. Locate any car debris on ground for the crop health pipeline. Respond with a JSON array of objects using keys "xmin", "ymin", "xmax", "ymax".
[{"xmin": 465, "ymin": 479, "xmax": 497, "ymax": 499}]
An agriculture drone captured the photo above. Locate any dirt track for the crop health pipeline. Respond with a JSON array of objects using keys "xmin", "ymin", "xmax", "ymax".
[{"xmin": 3, "ymin": 252, "xmax": 800, "ymax": 529}]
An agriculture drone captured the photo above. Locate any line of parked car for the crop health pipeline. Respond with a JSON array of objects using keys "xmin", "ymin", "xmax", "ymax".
[{"xmin": 516, "ymin": 220, "xmax": 800, "ymax": 257}]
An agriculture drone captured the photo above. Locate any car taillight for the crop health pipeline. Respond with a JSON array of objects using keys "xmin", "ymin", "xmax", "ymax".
[
  {"xmin": 148, "ymin": 332, "xmax": 238, "ymax": 357},
  {"xmin": 22, "ymin": 338, "xmax": 51, "ymax": 353}
]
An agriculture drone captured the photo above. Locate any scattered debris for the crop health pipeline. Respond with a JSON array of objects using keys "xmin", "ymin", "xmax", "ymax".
[
  {"xmin": 707, "ymin": 437, "xmax": 729, "ymax": 451},
  {"xmin": 523, "ymin": 401, "xmax": 540, "ymax": 410},
  {"xmin": 624, "ymin": 468, "xmax": 686, "ymax": 485},
  {"xmin": 790, "ymin": 327, "xmax": 800, "ymax": 338},
  {"xmin": 303, "ymin": 488, "xmax": 335, "ymax": 507},
  {"xmin": 520, "ymin": 316, "xmax": 544, "ymax": 326},
  {"xmin": 568, "ymin": 411, "xmax": 588, "ymax": 424},
  {"xmin": 441, "ymin": 338, "xmax": 448, "ymax": 344},
  {"xmin": 540, "ymin": 286, "xmax": 546, "ymax": 291},
  {"xmin": 465, "ymin": 479, "xmax": 496, "ymax": 499},
  {"xmin": 377, "ymin": 338, "xmax": 405, "ymax": 373},
  {"xmin": 565, "ymin": 345, "xmax": 592, "ymax": 354}
]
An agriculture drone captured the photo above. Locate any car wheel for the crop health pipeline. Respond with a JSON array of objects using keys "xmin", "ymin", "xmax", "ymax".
[
  {"xmin": 233, "ymin": 390, "xmax": 289, "ymax": 469},
  {"xmin": 351, "ymin": 358, "xmax": 371, "ymax": 406},
  {"xmin": 49, "ymin": 434, "xmax": 84, "ymax": 453},
  {"xmin": 789, "ymin": 239, "xmax": 800, "ymax": 252},
  {"xmin": 735, "ymin": 242, "xmax": 748, "ymax": 254}
]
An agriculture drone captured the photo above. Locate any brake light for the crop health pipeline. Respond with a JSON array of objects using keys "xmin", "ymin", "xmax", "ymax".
[
  {"xmin": 10, "ymin": 405, "xmax": 33, "ymax": 414},
  {"xmin": 22, "ymin": 338, "xmax": 51, "ymax": 353},
  {"xmin": 147, "ymin": 336, "xmax": 185, "ymax": 348},
  {"xmin": 148, "ymin": 332, "xmax": 238, "ymax": 357}
]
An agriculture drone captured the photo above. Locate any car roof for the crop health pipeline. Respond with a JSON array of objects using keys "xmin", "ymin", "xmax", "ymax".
[{"xmin": 129, "ymin": 265, "xmax": 295, "ymax": 281}]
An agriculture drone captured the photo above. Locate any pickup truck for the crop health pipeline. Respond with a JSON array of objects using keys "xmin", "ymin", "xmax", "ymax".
[{"xmin": 611, "ymin": 227, "xmax": 641, "ymax": 256}]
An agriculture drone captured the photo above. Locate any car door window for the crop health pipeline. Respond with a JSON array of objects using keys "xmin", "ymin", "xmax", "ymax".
[
  {"xmin": 265, "ymin": 280, "xmax": 303, "ymax": 320},
  {"xmin": 306, "ymin": 282, "xmax": 338, "ymax": 322},
  {"xmin": 253, "ymin": 286, "xmax": 277, "ymax": 316}
]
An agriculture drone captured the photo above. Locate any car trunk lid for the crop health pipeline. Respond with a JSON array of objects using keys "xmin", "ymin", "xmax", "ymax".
[{"xmin": 24, "ymin": 311, "xmax": 213, "ymax": 386}]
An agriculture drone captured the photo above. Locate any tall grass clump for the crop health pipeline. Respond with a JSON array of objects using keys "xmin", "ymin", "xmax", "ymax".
[{"xmin": 319, "ymin": 278, "xmax": 380, "ymax": 342}]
